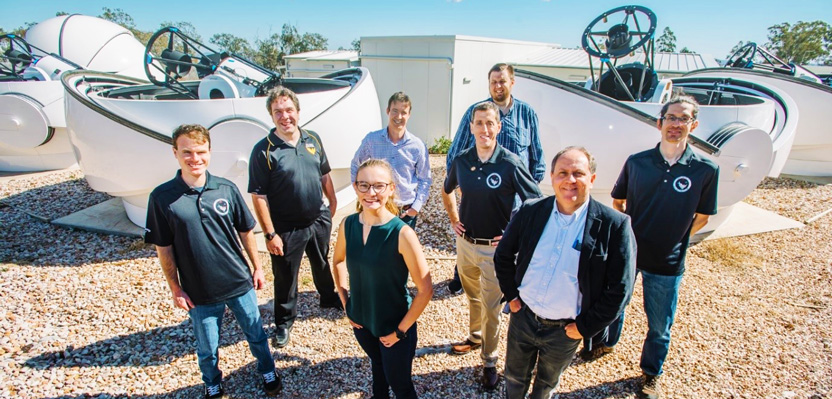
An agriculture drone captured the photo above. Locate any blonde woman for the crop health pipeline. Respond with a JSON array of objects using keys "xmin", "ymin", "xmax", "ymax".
[{"xmin": 332, "ymin": 159, "xmax": 432, "ymax": 399}]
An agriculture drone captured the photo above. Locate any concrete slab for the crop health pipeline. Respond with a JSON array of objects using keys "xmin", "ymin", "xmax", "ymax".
[
  {"xmin": 696, "ymin": 202, "xmax": 804, "ymax": 243},
  {"xmin": 781, "ymin": 174, "xmax": 832, "ymax": 186},
  {"xmin": 52, "ymin": 198, "xmax": 145, "ymax": 238}
]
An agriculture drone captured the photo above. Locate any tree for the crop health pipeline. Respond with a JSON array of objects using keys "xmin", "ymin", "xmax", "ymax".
[
  {"xmin": 279, "ymin": 24, "xmax": 328, "ymax": 56},
  {"xmin": 680, "ymin": 47, "xmax": 694, "ymax": 54},
  {"xmin": 99, "ymin": 7, "xmax": 151, "ymax": 43},
  {"xmin": 767, "ymin": 21, "xmax": 832, "ymax": 64},
  {"xmin": 159, "ymin": 21, "xmax": 202, "ymax": 42},
  {"xmin": 210, "ymin": 33, "xmax": 255, "ymax": 59},
  {"xmin": 657, "ymin": 27, "xmax": 676, "ymax": 52},
  {"xmin": 351, "ymin": 38, "xmax": 360, "ymax": 52},
  {"xmin": 726, "ymin": 40, "xmax": 748, "ymax": 59},
  {"xmin": 253, "ymin": 24, "xmax": 328, "ymax": 70}
]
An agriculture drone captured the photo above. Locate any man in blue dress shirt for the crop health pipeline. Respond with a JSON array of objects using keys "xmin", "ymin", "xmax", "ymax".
[{"xmin": 350, "ymin": 92, "xmax": 432, "ymax": 228}]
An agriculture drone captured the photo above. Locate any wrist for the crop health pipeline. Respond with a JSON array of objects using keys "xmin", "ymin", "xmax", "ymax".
[{"xmin": 264, "ymin": 231, "xmax": 276, "ymax": 241}]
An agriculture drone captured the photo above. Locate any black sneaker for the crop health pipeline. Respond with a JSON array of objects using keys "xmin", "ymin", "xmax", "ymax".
[
  {"xmin": 580, "ymin": 344, "xmax": 614, "ymax": 361},
  {"xmin": 272, "ymin": 325, "xmax": 292, "ymax": 348},
  {"xmin": 204, "ymin": 383, "xmax": 224, "ymax": 399},
  {"xmin": 262, "ymin": 370, "xmax": 282, "ymax": 396},
  {"xmin": 320, "ymin": 297, "xmax": 343, "ymax": 310},
  {"xmin": 640, "ymin": 373, "xmax": 662, "ymax": 399}
]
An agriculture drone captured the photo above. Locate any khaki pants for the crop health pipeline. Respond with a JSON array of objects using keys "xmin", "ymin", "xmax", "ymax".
[{"xmin": 456, "ymin": 236, "xmax": 502, "ymax": 367}]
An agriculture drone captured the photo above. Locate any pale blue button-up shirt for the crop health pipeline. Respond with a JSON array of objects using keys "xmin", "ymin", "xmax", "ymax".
[
  {"xmin": 518, "ymin": 200, "xmax": 589, "ymax": 320},
  {"xmin": 350, "ymin": 128, "xmax": 432, "ymax": 211}
]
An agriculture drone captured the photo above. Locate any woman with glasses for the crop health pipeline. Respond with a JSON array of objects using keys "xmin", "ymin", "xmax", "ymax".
[{"xmin": 332, "ymin": 158, "xmax": 433, "ymax": 399}]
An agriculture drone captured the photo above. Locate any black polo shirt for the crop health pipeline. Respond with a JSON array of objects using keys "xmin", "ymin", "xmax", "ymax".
[
  {"xmin": 611, "ymin": 144, "xmax": 719, "ymax": 276},
  {"xmin": 444, "ymin": 145, "xmax": 542, "ymax": 240},
  {"xmin": 248, "ymin": 128, "xmax": 331, "ymax": 232},
  {"xmin": 145, "ymin": 171, "xmax": 257, "ymax": 305}
]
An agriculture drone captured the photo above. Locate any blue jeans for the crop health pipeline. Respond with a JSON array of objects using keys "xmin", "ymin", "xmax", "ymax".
[
  {"xmin": 189, "ymin": 288, "xmax": 275, "ymax": 386},
  {"xmin": 353, "ymin": 324, "xmax": 418, "ymax": 399},
  {"xmin": 504, "ymin": 306, "xmax": 581, "ymax": 399},
  {"xmin": 605, "ymin": 270, "xmax": 683, "ymax": 376}
]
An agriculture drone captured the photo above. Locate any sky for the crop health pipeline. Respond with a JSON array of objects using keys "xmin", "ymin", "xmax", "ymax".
[{"xmin": 1, "ymin": 0, "xmax": 830, "ymax": 59}]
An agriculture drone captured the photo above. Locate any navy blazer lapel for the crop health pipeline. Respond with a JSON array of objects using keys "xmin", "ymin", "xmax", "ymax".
[
  {"xmin": 580, "ymin": 198, "xmax": 602, "ymax": 268},
  {"xmin": 526, "ymin": 197, "xmax": 555, "ymax": 259}
]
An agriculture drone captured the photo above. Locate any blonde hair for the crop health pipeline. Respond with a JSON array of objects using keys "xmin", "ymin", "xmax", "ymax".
[{"xmin": 354, "ymin": 159, "xmax": 400, "ymax": 215}]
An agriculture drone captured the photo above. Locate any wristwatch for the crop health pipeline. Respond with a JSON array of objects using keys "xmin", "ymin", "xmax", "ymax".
[
  {"xmin": 265, "ymin": 232, "xmax": 277, "ymax": 241},
  {"xmin": 395, "ymin": 328, "xmax": 407, "ymax": 339}
]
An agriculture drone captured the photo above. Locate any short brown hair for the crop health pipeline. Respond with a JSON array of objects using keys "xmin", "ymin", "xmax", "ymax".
[
  {"xmin": 265, "ymin": 86, "xmax": 300, "ymax": 113},
  {"xmin": 551, "ymin": 146, "xmax": 597, "ymax": 174},
  {"xmin": 387, "ymin": 91, "xmax": 412, "ymax": 112},
  {"xmin": 172, "ymin": 124, "xmax": 211, "ymax": 149},
  {"xmin": 488, "ymin": 63, "xmax": 515, "ymax": 80},
  {"xmin": 660, "ymin": 94, "xmax": 699, "ymax": 120},
  {"xmin": 470, "ymin": 101, "xmax": 500, "ymax": 120}
]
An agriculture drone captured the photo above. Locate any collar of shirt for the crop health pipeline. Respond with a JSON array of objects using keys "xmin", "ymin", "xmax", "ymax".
[
  {"xmin": 464, "ymin": 143, "xmax": 503, "ymax": 165},
  {"xmin": 268, "ymin": 128, "xmax": 309, "ymax": 147},
  {"xmin": 651, "ymin": 143, "xmax": 694, "ymax": 167},
  {"xmin": 381, "ymin": 128, "xmax": 412, "ymax": 147},
  {"xmin": 174, "ymin": 170, "xmax": 218, "ymax": 193}
]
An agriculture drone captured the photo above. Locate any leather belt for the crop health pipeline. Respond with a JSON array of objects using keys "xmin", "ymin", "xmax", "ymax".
[
  {"xmin": 462, "ymin": 233, "xmax": 498, "ymax": 246},
  {"xmin": 524, "ymin": 304, "xmax": 574, "ymax": 326}
]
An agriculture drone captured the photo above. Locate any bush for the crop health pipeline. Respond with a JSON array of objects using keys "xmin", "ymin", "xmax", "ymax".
[{"xmin": 429, "ymin": 136, "xmax": 452, "ymax": 154}]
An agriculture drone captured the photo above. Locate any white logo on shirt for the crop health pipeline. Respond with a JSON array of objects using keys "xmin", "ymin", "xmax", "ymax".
[
  {"xmin": 673, "ymin": 176, "xmax": 692, "ymax": 193},
  {"xmin": 213, "ymin": 198, "xmax": 230, "ymax": 215},
  {"xmin": 486, "ymin": 173, "xmax": 502, "ymax": 189}
]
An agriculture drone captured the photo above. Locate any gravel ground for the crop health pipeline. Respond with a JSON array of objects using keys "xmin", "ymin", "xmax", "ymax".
[{"xmin": 0, "ymin": 157, "xmax": 830, "ymax": 399}]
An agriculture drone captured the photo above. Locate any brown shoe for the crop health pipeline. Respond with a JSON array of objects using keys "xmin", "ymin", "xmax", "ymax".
[
  {"xmin": 450, "ymin": 339, "xmax": 481, "ymax": 355},
  {"xmin": 639, "ymin": 373, "xmax": 662, "ymax": 399},
  {"xmin": 482, "ymin": 366, "xmax": 499, "ymax": 390}
]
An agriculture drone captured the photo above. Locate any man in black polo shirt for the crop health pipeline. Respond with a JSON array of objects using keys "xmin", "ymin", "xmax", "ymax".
[
  {"xmin": 248, "ymin": 87, "xmax": 340, "ymax": 349},
  {"xmin": 603, "ymin": 95, "xmax": 719, "ymax": 399},
  {"xmin": 441, "ymin": 101, "xmax": 542, "ymax": 390},
  {"xmin": 145, "ymin": 124, "xmax": 281, "ymax": 398}
]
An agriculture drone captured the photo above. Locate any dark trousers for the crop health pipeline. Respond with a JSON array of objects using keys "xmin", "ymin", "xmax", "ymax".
[
  {"xmin": 504, "ymin": 306, "xmax": 581, "ymax": 399},
  {"xmin": 271, "ymin": 209, "xmax": 338, "ymax": 329},
  {"xmin": 400, "ymin": 214, "xmax": 418, "ymax": 229},
  {"xmin": 353, "ymin": 324, "xmax": 418, "ymax": 399}
]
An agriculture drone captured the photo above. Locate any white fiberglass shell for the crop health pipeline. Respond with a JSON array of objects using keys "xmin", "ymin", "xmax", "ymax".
[
  {"xmin": 24, "ymin": 14, "xmax": 148, "ymax": 78},
  {"xmin": 0, "ymin": 15, "xmax": 150, "ymax": 171},
  {"xmin": 512, "ymin": 70, "xmax": 774, "ymax": 233},
  {"xmin": 62, "ymin": 68, "xmax": 382, "ymax": 227},
  {"xmin": 686, "ymin": 68, "xmax": 832, "ymax": 176}
]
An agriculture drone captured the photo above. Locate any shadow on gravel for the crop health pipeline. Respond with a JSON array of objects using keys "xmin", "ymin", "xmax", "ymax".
[
  {"xmin": 36, "ymin": 355, "xmax": 483, "ymax": 399},
  {"xmin": 23, "ymin": 295, "xmax": 353, "ymax": 371},
  {"xmin": 0, "ymin": 179, "xmax": 152, "ymax": 267},
  {"xmin": 558, "ymin": 375, "xmax": 642, "ymax": 398}
]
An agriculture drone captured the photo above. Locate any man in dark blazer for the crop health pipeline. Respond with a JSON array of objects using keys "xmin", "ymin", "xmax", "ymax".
[{"xmin": 495, "ymin": 146, "xmax": 636, "ymax": 399}]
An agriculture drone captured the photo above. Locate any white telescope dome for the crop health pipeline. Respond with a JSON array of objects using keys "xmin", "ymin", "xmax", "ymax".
[{"xmin": 24, "ymin": 14, "xmax": 147, "ymax": 77}]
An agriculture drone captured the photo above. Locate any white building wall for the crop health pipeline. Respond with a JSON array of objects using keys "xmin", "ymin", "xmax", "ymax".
[{"xmin": 361, "ymin": 35, "xmax": 554, "ymax": 146}]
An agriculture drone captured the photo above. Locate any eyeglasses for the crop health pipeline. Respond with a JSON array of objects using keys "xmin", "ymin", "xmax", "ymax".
[
  {"xmin": 662, "ymin": 115, "xmax": 696, "ymax": 125},
  {"xmin": 355, "ymin": 181, "xmax": 390, "ymax": 193}
]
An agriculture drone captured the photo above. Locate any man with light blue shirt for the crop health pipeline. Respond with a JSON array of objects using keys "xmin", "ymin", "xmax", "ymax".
[
  {"xmin": 494, "ymin": 147, "xmax": 636, "ymax": 399},
  {"xmin": 351, "ymin": 92, "xmax": 431, "ymax": 228}
]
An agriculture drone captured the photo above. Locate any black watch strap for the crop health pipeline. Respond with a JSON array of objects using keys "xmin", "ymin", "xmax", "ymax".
[
  {"xmin": 265, "ymin": 232, "xmax": 276, "ymax": 240},
  {"xmin": 395, "ymin": 328, "xmax": 407, "ymax": 339}
]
